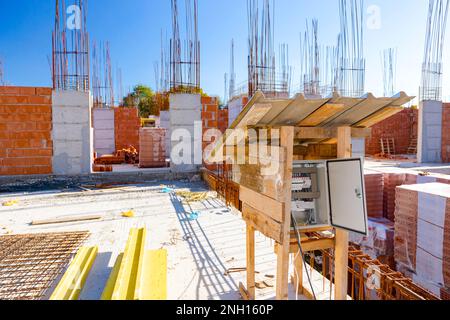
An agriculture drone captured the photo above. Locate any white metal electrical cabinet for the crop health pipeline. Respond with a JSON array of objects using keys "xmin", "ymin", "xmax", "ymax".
[{"xmin": 291, "ymin": 158, "xmax": 368, "ymax": 235}]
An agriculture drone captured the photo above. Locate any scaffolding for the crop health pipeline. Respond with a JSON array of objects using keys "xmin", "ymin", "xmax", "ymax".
[{"xmin": 52, "ymin": 0, "xmax": 90, "ymax": 92}]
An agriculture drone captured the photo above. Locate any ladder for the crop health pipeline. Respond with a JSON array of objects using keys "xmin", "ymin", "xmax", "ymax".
[
  {"xmin": 380, "ymin": 138, "xmax": 396, "ymax": 155},
  {"xmin": 407, "ymin": 138, "xmax": 418, "ymax": 155}
]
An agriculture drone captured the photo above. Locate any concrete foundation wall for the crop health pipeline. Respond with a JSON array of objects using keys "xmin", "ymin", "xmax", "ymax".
[
  {"xmin": 52, "ymin": 90, "xmax": 93, "ymax": 175},
  {"xmin": 169, "ymin": 94, "xmax": 201, "ymax": 172},
  {"xmin": 160, "ymin": 111, "xmax": 171, "ymax": 158},
  {"xmin": 93, "ymin": 108, "xmax": 115, "ymax": 156},
  {"xmin": 418, "ymin": 100, "xmax": 443, "ymax": 163}
]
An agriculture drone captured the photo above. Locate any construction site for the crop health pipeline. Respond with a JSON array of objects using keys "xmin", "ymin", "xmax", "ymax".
[{"xmin": 0, "ymin": 0, "xmax": 450, "ymax": 302}]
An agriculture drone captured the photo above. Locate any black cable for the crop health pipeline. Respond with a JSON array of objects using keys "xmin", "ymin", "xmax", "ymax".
[{"xmin": 291, "ymin": 213, "xmax": 317, "ymax": 300}]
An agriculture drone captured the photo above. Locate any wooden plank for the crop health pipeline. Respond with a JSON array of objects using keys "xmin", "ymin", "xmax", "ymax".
[
  {"xmin": 354, "ymin": 106, "xmax": 404, "ymax": 128},
  {"xmin": 334, "ymin": 126, "xmax": 351, "ymax": 300},
  {"xmin": 275, "ymin": 238, "xmax": 335, "ymax": 254},
  {"xmin": 293, "ymin": 252, "xmax": 304, "ymax": 294},
  {"xmin": 295, "ymin": 127, "xmax": 334, "ymax": 140},
  {"xmin": 246, "ymin": 224, "xmax": 256, "ymax": 300},
  {"xmin": 31, "ymin": 214, "xmax": 103, "ymax": 226},
  {"xmin": 269, "ymin": 94, "xmax": 330, "ymax": 125},
  {"xmin": 240, "ymin": 186, "xmax": 284, "ymax": 222},
  {"xmin": 275, "ymin": 126, "xmax": 294, "ymax": 301},
  {"xmin": 239, "ymin": 282, "xmax": 252, "ymax": 300},
  {"xmin": 143, "ymin": 249, "xmax": 167, "ymax": 300},
  {"xmin": 337, "ymin": 127, "xmax": 352, "ymax": 158},
  {"xmin": 351, "ymin": 128, "xmax": 372, "ymax": 138},
  {"xmin": 299, "ymin": 104, "xmax": 346, "ymax": 127},
  {"xmin": 242, "ymin": 204, "xmax": 283, "ymax": 243}
]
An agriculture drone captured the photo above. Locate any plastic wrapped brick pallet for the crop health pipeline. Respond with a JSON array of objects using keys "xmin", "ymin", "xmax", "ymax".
[
  {"xmin": 394, "ymin": 183, "xmax": 450, "ymax": 298},
  {"xmin": 139, "ymin": 128, "xmax": 166, "ymax": 168}
]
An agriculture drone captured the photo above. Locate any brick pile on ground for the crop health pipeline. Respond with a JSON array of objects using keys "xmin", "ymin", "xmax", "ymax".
[
  {"xmin": 139, "ymin": 128, "xmax": 166, "ymax": 168},
  {"xmin": 394, "ymin": 183, "xmax": 450, "ymax": 299},
  {"xmin": 0, "ymin": 86, "xmax": 53, "ymax": 176}
]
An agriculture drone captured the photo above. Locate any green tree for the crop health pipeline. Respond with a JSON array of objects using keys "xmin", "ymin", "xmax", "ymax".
[{"xmin": 122, "ymin": 85, "xmax": 158, "ymax": 118}]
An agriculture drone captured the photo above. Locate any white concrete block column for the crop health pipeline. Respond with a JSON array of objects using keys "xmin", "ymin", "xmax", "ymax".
[
  {"xmin": 418, "ymin": 100, "xmax": 443, "ymax": 163},
  {"xmin": 160, "ymin": 111, "xmax": 171, "ymax": 158},
  {"xmin": 52, "ymin": 90, "xmax": 93, "ymax": 175},
  {"xmin": 93, "ymin": 108, "xmax": 115, "ymax": 156},
  {"xmin": 169, "ymin": 94, "xmax": 202, "ymax": 173}
]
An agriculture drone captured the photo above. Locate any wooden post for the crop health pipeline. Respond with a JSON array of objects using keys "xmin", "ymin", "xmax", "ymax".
[
  {"xmin": 293, "ymin": 253, "xmax": 304, "ymax": 294},
  {"xmin": 275, "ymin": 126, "xmax": 294, "ymax": 300},
  {"xmin": 334, "ymin": 126, "xmax": 351, "ymax": 300},
  {"xmin": 246, "ymin": 223, "xmax": 256, "ymax": 299}
]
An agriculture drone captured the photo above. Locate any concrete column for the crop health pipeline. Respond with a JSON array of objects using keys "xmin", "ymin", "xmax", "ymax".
[
  {"xmin": 160, "ymin": 111, "xmax": 171, "ymax": 158},
  {"xmin": 418, "ymin": 100, "xmax": 443, "ymax": 163},
  {"xmin": 169, "ymin": 94, "xmax": 201, "ymax": 172},
  {"xmin": 93, "ymin": 108, "xmax": 115, "ymax": 157},
  {"xmin": 352, "ymin": 138, "xmax": 366, "ymax": 159},
  {"xmin": 52, "ymin": 90, "xmax": 93, "ymax": 175}
]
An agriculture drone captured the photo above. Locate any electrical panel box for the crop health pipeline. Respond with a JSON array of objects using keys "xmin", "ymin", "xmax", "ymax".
[{"xmin": 291, "ymin": 158, "xmax": 368, "ymax": 235}]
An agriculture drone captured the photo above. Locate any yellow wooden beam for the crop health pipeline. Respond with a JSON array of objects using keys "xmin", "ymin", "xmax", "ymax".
[
  {"xmin": 101, "ymin": 228, "xmax": 167, "ymax": 300},
  {"xmin": 50, "ymin": 246, "xmax": 98, "ymax": 300}
]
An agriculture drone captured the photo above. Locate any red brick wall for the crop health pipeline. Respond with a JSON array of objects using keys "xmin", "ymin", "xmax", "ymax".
[
  {"xmin": 442, "ymin": 103, "xmax": 450, "ymax": 163},
  {"xmin": 218, "ymin": 109, "xmax": 229, "ymax": 133},
  {"xmin": 114, "ymin": 107, "xmax": 140, "ymax": 152},
  {"xmin": 202, "ymin": 96, "xmax": 220, "ymax": 171},
  {"xmin": 365, "ymin": 108, "xmax": 418, "ymax": 155},
  {"xmin": 0, "ymin": 86, "xmax": 53, "ymax": 176}
]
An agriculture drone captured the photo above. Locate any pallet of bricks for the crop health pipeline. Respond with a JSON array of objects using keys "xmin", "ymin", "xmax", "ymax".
[
  {"xmin": 394, "ymin": 183, "xmax": 450, "ymax": 299},
  {"xmin": 139, "ymin": 128, "xmax": 166, "ymax": 168}
]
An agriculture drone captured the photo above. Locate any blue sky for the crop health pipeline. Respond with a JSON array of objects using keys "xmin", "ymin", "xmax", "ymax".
[{"xmin": 0, "ymin": 0, "xmax": 443, "ymax": 102}]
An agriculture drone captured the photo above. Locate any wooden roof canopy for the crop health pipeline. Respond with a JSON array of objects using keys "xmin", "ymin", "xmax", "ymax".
[{"xmin": 207, "ymin": 90, "xmax": 415, "ymax": 161}]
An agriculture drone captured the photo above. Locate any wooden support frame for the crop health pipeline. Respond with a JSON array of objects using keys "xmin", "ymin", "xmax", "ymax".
[{"xmin": 239, "ymin": 125, "xmax": 351, "ymax": 301}]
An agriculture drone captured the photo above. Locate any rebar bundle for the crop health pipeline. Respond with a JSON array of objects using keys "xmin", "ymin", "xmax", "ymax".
[
  {"xmin": 52, "ymin": 0, "xmax": 90, "ymax": 92},
  {"xmin": 0, "ymin": 58, "xmax": 4, "ymax": 86},
  {"xmin": 247, "ymin": 0, "xmax": 291, "ymax": 98},
  {"xmin": 91, "ymin": 41, "xmax": 114, "ymax": 108},
  {"xmin": 381, "ymin": 48, "xmax": 397, "ymax": 97},
  {"xmin": 229, "ymin": 39, "xmax": 236, "ymax": 101},
  {"xmin": 299, "ymin": 20, "xmax": 338, "ymax": 98},
  {"xmin": 336, "ymin": 0, "xmax": 365, "ymax": 97},
  {"xmin": 170, "ymin": 0, "xmax": 200, "ymax": 93},
  {"xmin": 420, "ymin": 0, "xmax": 450, "ymax": 102}
]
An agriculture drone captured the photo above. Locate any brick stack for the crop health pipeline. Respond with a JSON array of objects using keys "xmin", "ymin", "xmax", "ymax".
[
  {"xmin": 442, "ymin": 103, "xmax": 450, "ymax": 163},
  {"xmin": 365, "ymin": 108, "xmax": 418, "ymax": 155},
  {"xmin": 394, "ymin": 185, "xmax": 418, "ymax": 272},
  {"xmin": 201, "ymin": 96, "xmax": 220, "ymax": 171},
  {"xmin": 394, "ymin": 183, "xmax": 450, "ymax": 298},
  {"xmin": 139, "ymin": 128, "xmax": 166, "ymax": 168},
  {"xmin": 0, "ymin": 86, "xmax": 53, "ymax": 176},
  {"xmin": 365, "ymin": 172, "xmax": 384, "ymax": 218},
  {"xmin": 114, "ymin": 107, "xmax": 141, "ymax": 152}
]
